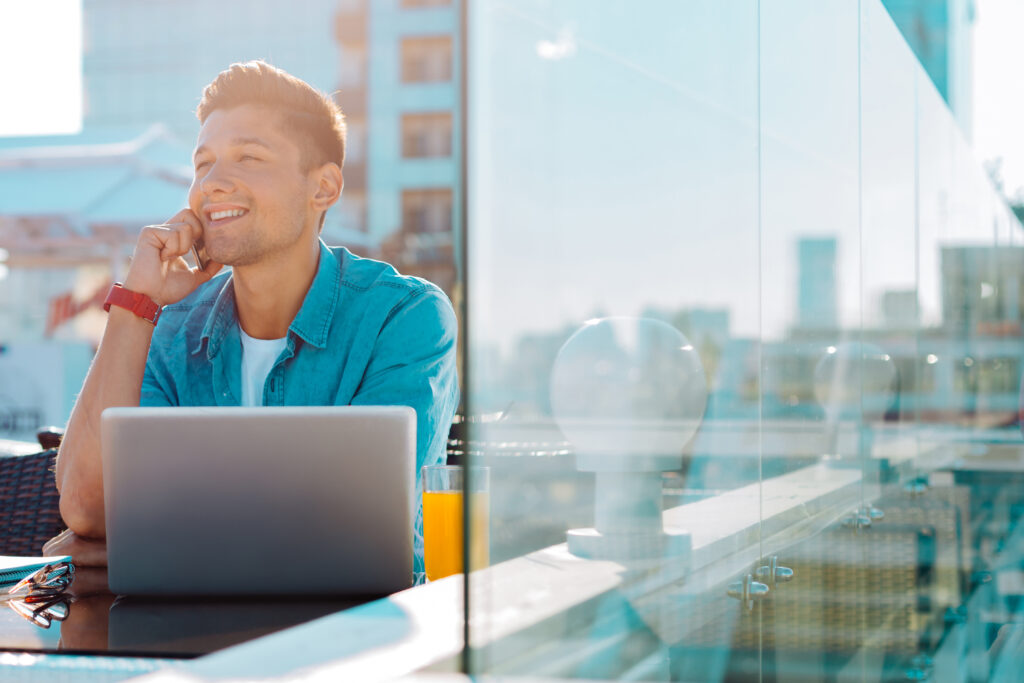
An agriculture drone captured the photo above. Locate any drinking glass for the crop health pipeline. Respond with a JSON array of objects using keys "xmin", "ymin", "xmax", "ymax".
[{"xmin": 422, "ymin": 465, "xmax": 489, "ymax": 581}]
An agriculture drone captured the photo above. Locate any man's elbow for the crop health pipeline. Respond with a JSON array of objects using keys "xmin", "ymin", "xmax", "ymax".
[{"xmin": 58, "ymin": 489, "xmax": 106, "ymax": 539}]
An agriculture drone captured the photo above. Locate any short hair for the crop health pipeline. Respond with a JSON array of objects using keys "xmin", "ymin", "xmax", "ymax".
[{"xmin": 196, "ymin": 60, "xmax": 346, "ymax": 172}]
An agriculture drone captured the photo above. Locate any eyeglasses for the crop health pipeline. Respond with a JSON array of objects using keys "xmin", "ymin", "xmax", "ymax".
[{"xmin": 3, "ymin": 562, "xmax": 74, "ymax": 629}]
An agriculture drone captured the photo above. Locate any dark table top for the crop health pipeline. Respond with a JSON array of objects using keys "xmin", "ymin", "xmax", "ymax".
[{"xmin": 0, "ymin": 568, "xmax": 373, "ymax": 658}]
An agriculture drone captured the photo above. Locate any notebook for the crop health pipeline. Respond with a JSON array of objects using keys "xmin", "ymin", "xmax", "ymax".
[
  {"xmin": 0, "ymin": 555, "xmax": 72, "ymax": 587},
  {"xmin": 100, "ymin": 406, "xmax": 416, "ymax": 596}
]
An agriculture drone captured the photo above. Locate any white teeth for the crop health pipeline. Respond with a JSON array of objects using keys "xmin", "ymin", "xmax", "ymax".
[{"xmin": 209, "ymin": 209, "xmax": 246, "ymax": 221}]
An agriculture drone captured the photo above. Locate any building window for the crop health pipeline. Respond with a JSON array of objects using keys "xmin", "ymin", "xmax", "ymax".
[
  {"xmin": 402, "ymin": 189, "xmax": 453, "ymax": 234},
  {"xmin": 345, "ymin": 118, "xmax": 366, "ymax": 164},
  {"xmin": 401, "ymin": 112, "xmax": 452, "ymax": 158},
  {"xmin": 337, "ymin": 190, "xmax": 367, "ymax": 233},
  {"xmin": 338, "ymin": 41, "xmax": 367, "ymax": 88},
  {"xmin": 401, "ymin": 0, "xmax": 450, "ymax": 7},
  {"xmin": 401, "ymin": 36, "xmax": 452, "ymax": 83}
]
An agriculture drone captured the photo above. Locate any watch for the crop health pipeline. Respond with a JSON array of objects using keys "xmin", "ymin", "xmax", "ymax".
[{"xmin": 103, "ymin": 283, "xmax": 162, "ymax": 324}]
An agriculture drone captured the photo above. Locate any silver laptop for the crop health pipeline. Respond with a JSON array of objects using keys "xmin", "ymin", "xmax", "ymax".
[{"xmin": 101, "ymin": 406, "xmax": 415, "ymax": 596}]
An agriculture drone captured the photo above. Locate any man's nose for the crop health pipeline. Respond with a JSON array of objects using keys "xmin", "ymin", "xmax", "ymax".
[{"xmin": 199, "ymin": 161, "xmax": 234, "ymax": 195}]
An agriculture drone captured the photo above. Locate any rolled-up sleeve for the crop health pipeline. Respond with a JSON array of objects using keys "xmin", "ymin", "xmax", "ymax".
[{"xmin": 140, "ymin": 342, "xmax": 175, "ymax": 407}]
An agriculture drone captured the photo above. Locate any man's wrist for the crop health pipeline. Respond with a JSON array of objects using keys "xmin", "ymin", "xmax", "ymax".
[
  {"xmin": 103, "ymin": 283, "xmax": 162, "ymax": 324},
  {"xmin": 121, "ymin": 274, "xmax": 163, "ymax": 307}
]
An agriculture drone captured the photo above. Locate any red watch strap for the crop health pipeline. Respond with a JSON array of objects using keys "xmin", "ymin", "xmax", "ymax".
[{"xmin": 103, "ymin": 283, "xmax": 161, "ymax": 324}]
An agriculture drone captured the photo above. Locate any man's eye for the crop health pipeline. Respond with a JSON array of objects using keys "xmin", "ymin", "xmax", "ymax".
[
  {"xmin": 240, "ymin": 155, "xmax": 260, "ymax": 162},
  {"xmin": 194, "ymin": 161, "xmax": 210, "ymax": 171}
]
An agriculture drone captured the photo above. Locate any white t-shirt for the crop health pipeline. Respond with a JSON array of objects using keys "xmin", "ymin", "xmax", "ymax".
[{"xmin": 239, "ymin": 327, "xmax": 288, "ymax": 406}]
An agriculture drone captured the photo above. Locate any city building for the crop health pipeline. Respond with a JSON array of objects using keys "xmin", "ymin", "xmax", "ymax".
[
  {"xmin": 881, "ymin": 289, "xmax": 920, "ymax": 329},
  {"xmin": 335, "ymin": 0, "xmax": 461, "ymax": 298},
  {"xmin": 882, "ymin": 0, "xmax": 975, "ymax": 137},
  {"xmin": 941, "ymin": 244, "xmax": 1024, "ymax": 335},
  {"xmin": 0, "ymin": 125, "xmax": 193, "ymax": 343},
  {"xmin": 796, "ymin": 236, "xmax": 839, "ymax": 332},
  {"xmin": 81, "ymin": 0, "xmax": 338, "ymax": 139}
]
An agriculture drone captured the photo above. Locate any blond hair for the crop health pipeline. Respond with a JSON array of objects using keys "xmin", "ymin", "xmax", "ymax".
[{"xmin": 197, "ymin": 60, "xmax": 346, "ymax": 171}]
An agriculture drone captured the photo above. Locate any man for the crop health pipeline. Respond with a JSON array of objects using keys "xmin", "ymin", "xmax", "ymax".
[{"xmin": 45, "ymin": 61, "xmax": 459, "ymax": 580}]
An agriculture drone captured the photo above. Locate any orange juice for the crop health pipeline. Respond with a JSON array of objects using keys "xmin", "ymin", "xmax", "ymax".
[{"xmin": 423, "ymin": 490, "xmax": 489, "ymax": 581}]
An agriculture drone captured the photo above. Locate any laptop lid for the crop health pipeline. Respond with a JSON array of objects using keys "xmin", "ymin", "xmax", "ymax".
[{"xmin": 101, "ymin": 406, "xmax": 415, "ymax": 596}]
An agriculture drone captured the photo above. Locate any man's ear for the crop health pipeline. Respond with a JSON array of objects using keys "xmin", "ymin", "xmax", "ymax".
[{"xmin": 311, "ymin": 162, "xmax": 343, "ymax": 212}]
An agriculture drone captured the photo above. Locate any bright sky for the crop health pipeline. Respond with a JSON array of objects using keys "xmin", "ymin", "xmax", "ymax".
[
  {"xmin": 973, "ymin": 0, "xmax": 1024, "ymax": 199},
  {"xmin": 0, "ymin": 0, "xmax": 82, "ymax": 137}
]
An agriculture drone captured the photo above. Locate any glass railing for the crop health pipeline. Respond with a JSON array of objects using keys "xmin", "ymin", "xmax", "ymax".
[{"xmin": 464, "ymin": 1, "xmax": 1024, "ymax": 680}]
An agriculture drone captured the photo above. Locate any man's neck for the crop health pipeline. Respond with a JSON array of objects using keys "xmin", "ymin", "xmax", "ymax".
[{"xmin": 233, "ymin": 238, "xmax": 321, "ymax": 340}]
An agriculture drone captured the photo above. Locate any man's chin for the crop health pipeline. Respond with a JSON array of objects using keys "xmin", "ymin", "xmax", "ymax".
[{"xmin": 207, "ymin": 247, "xmax": 258, "ymax": 269}]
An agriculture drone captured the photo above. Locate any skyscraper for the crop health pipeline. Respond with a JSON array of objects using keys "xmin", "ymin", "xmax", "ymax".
[
  {"xmin": 797, "ymin": 236, "xmax": 838, "ymax": 331},
  {"xmin": 881, "ymin": 0, "xmax": 975, "ymax": 138}
]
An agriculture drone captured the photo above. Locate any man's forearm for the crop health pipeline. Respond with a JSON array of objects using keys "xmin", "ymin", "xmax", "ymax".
[{"xmin": 56, "ymin": 307, "xmax": 156, "ymax": 537}]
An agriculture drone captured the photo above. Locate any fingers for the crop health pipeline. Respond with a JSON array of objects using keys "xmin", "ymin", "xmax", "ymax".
[
  {"xmin": 138, "ymin": 209, "xmax": 204, "ymax": 262},
  {"xmin": 140, "ymin": 223, "xmax": 199, "ymax": 263},
  {"xmin": 43, "ymin": 529, "xmax": 108, "ymax": 568},
  {"xmin": 124, "ymin": 208, "xmax": 212, "ymax": 306},
  {"xmin": 42, "ymin": 528, "xmax": 72, "ymax": 555},
  {"xmin": 174, "ymin": 208, "xmax": 204, "ymax": 241}
]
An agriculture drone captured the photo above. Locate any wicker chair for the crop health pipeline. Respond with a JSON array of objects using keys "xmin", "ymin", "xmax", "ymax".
[{"xmin": 0, "ymin": 433, "xmax": 65, "ymax": 556}]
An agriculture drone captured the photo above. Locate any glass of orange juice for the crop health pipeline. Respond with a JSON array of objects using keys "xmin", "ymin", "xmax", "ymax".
[{"xmin": 422, "ymin": 465, "xmax": 489, "ymax": 581}]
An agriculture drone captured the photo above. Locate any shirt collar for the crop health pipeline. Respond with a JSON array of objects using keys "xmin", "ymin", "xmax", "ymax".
[
  {"xmin": 196, "ymin": 240, "xmax": 341, "ymax": 357},
  {"xmin": 196, "ymin": 277, "xmax": 239, "ymax": 359},
  {"xmin": 287, "ymin": 240, "xmax": 341, "ymax": 349}
]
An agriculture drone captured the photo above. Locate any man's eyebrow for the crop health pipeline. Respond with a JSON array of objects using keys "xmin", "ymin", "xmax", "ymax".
[{"xmin": 193, "ymin": 137, "xmax": 274, "ymax": 161}]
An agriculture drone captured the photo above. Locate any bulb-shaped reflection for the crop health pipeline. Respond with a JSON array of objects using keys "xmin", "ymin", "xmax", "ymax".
[
  {"xmin": 550, "ymin": 316, "xmax": 708, "ymax": 472},
  {"xmin": 550, "ymin": 317, "xmax": 707, "ymax": 562},
  {"xmin": 813, "ymin": 341, "xmax": 898, "ymax": 462},
  {"xmin": 813, "ymin": 341, "xmax": 898, "ymax": 421}
]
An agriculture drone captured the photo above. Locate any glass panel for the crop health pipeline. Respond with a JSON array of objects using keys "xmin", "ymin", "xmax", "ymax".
[
  {"xmin": 759, "ymin": 1, "xmax": 861, "ymax": 678},
  {"xmin": 467, "ymin": 0, "xmax": 761, "ymax": 677},
  {"xmin": 467, "ymin": 0, "xmax": 1024, "ymax": 680}
]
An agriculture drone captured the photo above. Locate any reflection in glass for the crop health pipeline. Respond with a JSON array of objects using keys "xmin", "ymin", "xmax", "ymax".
[
  {"xmin": 467, "ymin": 0, "xmax": 1024, "ymax": 681},
  {"xmin": 550, "ymin": 317, "xmax": 706, "ymax": 561},
  {"xmin": 813, "ymin": 341, "xmax": 898, "ymax": 461}
]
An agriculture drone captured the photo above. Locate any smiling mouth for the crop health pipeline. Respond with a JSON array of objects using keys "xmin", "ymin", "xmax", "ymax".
[{"xmin": 206, "ymin": 208, "xmax": 249, "ymax": 226}]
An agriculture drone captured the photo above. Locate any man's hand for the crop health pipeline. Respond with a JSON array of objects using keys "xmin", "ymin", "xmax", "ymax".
[
  {"xmin": 43, "ymin": 529, "xmax": 108, "ymax": 568},
  {"xmin": 123, "ymin": 209, "xmax": 223, "ymax": 307},
  {"xmin": 54, "ymin": 211, "xmax": 218, "ymax": 543}
]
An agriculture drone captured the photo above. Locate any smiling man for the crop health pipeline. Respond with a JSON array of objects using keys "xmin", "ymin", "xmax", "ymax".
[{"xmin": 47, "ymin": 61, "xmax": 459, "ymax": 580}]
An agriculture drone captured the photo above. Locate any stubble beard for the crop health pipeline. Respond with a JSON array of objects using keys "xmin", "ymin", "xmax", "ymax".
[
  {"xmin": 206, "ymin": 228, "xmax": 264, "ymax": 267},
  {"xmin": 207, "ymin": 214, "xmax": 308, "ymax": 268}
]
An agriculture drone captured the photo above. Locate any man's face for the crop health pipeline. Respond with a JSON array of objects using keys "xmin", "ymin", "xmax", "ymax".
[{"xmin": 188, "ymin": 104, "xmax": 318, "ymax": 267}]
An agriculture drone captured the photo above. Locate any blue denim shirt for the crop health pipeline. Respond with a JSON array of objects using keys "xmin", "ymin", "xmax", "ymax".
[{"xmin": 140, "ymin": 240, "xmax": 459, "ymax": 579}]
